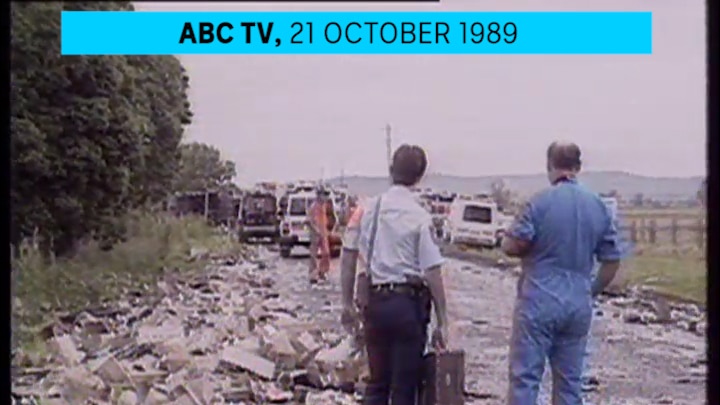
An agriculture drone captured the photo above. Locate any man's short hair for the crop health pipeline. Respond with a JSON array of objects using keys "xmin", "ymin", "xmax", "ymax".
[
  {"xmin": 391, "ymin": 144, "xmax": 428, "ymax": 186},
  {"xmin": 546, "ymin": 141, "xmax": 582, "ymax": 171}
]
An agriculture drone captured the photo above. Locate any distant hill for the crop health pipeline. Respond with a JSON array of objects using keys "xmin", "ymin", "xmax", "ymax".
[{"xmin": 327, "ymin": 171, "xmax": 704, "ymax": 201}]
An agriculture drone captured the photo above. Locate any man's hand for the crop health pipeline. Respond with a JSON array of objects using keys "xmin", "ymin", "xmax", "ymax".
[
  {"xmin": 501, "ymin": 235, "xmax": 531, "ymax": 257},
  {"xmin": 431, "ymin": 323, "xmax": 449, "ymax": 351},
  {"xmin": 341, "ymin": 305, "xmax": 360, "ymax": 334},
  {"xmin": 592, "ymin": 260, "xmax": 621, "ymax": 297}
]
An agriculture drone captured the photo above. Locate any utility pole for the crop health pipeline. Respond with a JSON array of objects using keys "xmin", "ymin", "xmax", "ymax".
[{"xmin": 385, "ymin": 123, "xmax": 392, "ymax": 175}]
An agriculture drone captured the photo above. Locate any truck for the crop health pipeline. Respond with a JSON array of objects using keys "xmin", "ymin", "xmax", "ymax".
[{"xmin": 237, "ymin": 190, "xmax": 280, "ymax": 243}]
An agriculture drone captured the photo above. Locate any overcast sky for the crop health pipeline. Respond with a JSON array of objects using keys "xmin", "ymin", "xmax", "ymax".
[{"xmin": 137, "ymin": 1, "xmax": 706, "ymax": 185}]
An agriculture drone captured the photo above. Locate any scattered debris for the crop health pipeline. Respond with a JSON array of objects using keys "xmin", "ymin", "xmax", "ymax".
[
  {"xmin": 11, "ymin": 250, "xmax": 370, "ymax": 404},
  {"xmin": 12, "ymin": 245, "xmax": 707, "ymax": 404}
]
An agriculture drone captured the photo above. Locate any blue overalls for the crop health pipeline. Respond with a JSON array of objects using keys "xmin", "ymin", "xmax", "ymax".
[
  {"xmin": 507, "ymin": 179, "xmax": 622, "ymax": 405},
  {"xmin": 580, "ymin": 262, "xmax": 600, "ymax": 385}
]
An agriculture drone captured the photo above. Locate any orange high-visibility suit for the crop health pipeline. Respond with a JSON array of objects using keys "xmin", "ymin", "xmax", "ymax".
[{"xmin": 308, "ymin": 200, "xmax": 332, "ymax": 280}]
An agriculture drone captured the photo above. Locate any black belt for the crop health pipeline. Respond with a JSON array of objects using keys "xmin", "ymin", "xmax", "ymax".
[{"xmin": 371, "ymin": 283, "xmax": 424, "ymax": 296}]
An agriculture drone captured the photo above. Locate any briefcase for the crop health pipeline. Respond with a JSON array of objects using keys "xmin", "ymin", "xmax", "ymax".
[{"xmin": 418, "ymin": 350, "xmax": 465, "ymax": 405}]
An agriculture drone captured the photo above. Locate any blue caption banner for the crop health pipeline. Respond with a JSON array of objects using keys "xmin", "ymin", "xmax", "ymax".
[{"xmin": 61, "ymin": 11, "xmax": 652, "ymax": 55}]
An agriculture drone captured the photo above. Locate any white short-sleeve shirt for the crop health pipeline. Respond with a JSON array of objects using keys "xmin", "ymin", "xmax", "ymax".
[{"xmin": 343, "ymin": 185, "xmax": 445, "ymax": 284}]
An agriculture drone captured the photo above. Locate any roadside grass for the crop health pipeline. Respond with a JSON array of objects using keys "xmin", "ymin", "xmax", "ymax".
[
  {"xmin": 448, "ymin": 242, "xmax": 706, "ymax": 306},
  {"xmin": 620, "ymin": 249, "xmax": 706, "ymax": 306},
  {"xmin": 615, "ymin": 208, "xmax": 706, "ymax": 305},
  {"xmin": 11, "ymin": 211, "xmax": 241, "ymax": 354}
]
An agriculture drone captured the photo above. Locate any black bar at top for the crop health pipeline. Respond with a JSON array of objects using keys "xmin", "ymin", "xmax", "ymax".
[{"xmin": 191, "ymin": 0, "xmax": 440, "ymax": 3}]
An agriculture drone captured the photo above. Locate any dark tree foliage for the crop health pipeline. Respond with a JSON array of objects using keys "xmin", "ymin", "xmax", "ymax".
[
  {"xmin": 11, "ymin": 2, "xmax": 193, "ymax": 255},
  {"xmin": 173, "ymin": 142, "xmax": 237, "ymax": 193}
]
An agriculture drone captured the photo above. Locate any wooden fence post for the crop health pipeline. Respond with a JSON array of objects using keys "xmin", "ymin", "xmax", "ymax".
[
  {"xmin": 630, "ymin": 221, "xmax": 638, "ymax": 244},
  {"xmin": 670, "ymin": 218, "xmax": 678, "ymax": 245},
  {"xmin": 648, "ymin": 219, "xmax": 657, "ymax": 244}
]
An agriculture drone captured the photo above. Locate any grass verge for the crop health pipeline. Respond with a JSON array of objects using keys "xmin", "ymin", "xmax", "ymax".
[
  {"xmin": 620, "ymin": 253, "xmax": 706, "ymax": 306},
  {"xmin": 11, "ymin": 211, "xmax": 242, "ymax": 354},
  {"xmin": 445, "ymin": 243, "xmax": 706, "ymax": 306}
]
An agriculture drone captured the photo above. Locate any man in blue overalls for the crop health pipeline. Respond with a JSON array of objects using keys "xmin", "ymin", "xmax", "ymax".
[{"xmin": 502, "ymin": 142, "xmax": 623, "ymax": 405}]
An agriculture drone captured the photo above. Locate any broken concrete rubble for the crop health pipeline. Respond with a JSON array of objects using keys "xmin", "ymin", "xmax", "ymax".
[
  {"xmin": 88, "ymin": 354, "xmax": 132, "ymax": 385},
  {"xmin": 11, "ymin": 250, "xmax": 373, "ymax": 405},
  {"xmin": 49, "ymin": 335, "xmax": 83, "ymax": 366},
  {"xmin": 220, "ymin": 346, "xmax": 276, "ymax": 380}
]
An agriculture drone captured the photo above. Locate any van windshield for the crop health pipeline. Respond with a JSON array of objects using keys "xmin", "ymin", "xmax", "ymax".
[
  {"xmin": 289, "ymin": 198, "xmax": 309, "ymax": 216},
  {"xmin": 463, "ymin": 205, "xmax": 492, "ymax": 224}
]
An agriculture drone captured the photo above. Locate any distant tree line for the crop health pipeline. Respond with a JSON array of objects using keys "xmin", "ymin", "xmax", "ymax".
[{"xmin": 11, "ymin": 2, "xmax": 236, "ymax": 256}]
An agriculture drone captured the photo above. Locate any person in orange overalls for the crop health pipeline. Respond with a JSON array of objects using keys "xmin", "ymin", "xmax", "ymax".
[{"xmin": 308, "ymin": 188, "xmax": 332, "ymax": 283}]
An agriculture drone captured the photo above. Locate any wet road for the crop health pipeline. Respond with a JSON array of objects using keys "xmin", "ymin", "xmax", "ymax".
[{"xmin": 260, "ymin": 246, "xmax": 706, "ymax": 405}]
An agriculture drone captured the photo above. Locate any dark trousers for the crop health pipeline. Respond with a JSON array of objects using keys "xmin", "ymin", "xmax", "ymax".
[{"xmin": 363, "ymin": 291, "xmax": 430, "ymax": 405}]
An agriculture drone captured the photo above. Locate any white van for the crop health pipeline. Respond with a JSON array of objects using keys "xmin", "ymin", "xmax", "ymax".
[{"xmin": 447, "ymin": 199, "xmax": 499, "ymax": 248}]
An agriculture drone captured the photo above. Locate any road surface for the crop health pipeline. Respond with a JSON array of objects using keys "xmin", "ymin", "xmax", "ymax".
[{"xmin": 270, "ymin": 246, "xmax": 705, "ymax": 405}]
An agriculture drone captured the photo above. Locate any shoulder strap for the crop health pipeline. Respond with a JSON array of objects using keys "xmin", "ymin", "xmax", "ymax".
[{"xmin": 366, "ymin": 196, "xmax": 383, "ymax": 283}]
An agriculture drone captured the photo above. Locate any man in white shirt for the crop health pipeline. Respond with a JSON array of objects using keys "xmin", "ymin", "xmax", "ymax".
[{"xmin": 339, "ymin": 144, "xmax": 450, "ymax": 405}]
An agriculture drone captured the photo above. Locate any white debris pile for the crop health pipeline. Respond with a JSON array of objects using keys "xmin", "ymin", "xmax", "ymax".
[
  {"xmin": 599, "ymin": 287, "xmax": 706, "ymax": 335},
  {"xmin": 11, "ymin": 252, "xmax": 363, "ymax": 404}
]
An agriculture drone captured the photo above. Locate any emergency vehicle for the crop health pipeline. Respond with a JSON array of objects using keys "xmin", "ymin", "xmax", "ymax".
[
  {"xmin": 446, "ymin": 196, "xmax": 501, "ymax": 248},
  {"xmin": 237, "ymin": 190, "xmax": 279, "ymax": 243},
  {"xmin": 277, "ymin": 189, "xmax": 343, "ymax": 258}
]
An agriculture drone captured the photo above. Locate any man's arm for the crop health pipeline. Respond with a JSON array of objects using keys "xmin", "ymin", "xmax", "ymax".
[
  {"xmin": 418, "ymin": 223, "xmax": 448, "ymax": 326},
  {"xmin": 340, "ymin": 207, "xmax": 364, "ymax": 307},
  {"xmin": 425, "ymin": 265, "xmax": 448, "ymax": 327},
  {"xmin": 340, "ymin": 249, "xmax": 359, "ymax": 307},
  {"xmin": 501, "ymin": 201, "xmax": 537, "ymax": 258},
  {"xmin": 592, "ymin": 214, "xmax": 623, "ymax": 296}
]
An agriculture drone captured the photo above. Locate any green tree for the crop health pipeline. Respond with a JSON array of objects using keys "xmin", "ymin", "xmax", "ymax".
[
  {"xmin": 11, "ymin": 2, "xmax": 192, "ymax": 255},
  {"xmin": 173, "ymin": 143, "xmax": 237, "ymax": 193}
]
